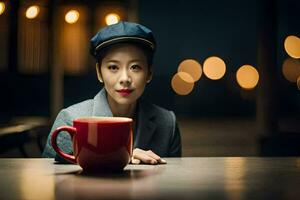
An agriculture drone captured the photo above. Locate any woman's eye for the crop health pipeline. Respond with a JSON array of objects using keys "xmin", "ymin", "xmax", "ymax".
[
  {"xmin": 131, "ymin": 65, "xmax": 142, "ymax": 71},
  {"xmin": 108, "ymin": 65, "xmax": 118, "ymax": 71}
]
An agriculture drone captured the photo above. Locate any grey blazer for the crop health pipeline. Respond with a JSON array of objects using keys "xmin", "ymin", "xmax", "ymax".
[{"xmin": 43, "ymin": 89, "xmax": 181, "ymax": 162}]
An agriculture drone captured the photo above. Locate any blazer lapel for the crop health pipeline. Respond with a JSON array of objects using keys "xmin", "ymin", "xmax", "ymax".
[
  {"xmin": 92, "ymin": 88, "xmax": 113, "ymax": 117},
  {"xmin": 134, "ymin": 100, "xmax": 157, "ymax": 148}
]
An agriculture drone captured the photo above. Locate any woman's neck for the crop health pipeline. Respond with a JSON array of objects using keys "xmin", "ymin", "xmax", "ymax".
[{"xmin": 107, "ymin": 95, "xmax": 137, "ymax": 118}]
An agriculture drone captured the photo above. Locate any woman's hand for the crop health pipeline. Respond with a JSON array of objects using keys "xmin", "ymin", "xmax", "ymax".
[{"xmin": 131, "ymin": 148, "xmax": 167, "ymax": 165}]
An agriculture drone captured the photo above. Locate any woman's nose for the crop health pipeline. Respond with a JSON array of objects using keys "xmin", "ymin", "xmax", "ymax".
[{"xmin": 119, "ymin": 70, "xmax": 132, "ymax": 85}]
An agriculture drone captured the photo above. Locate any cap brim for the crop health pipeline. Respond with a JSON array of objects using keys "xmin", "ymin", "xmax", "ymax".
[{"xmin": 95, "ymin": 36, "xmax": 155, "ymax": 52}]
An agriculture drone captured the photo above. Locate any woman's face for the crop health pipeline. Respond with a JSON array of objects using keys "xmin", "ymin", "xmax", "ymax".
[{"xmin": 98, "ymin": 44, "xmax": 152, "ymax": 106}]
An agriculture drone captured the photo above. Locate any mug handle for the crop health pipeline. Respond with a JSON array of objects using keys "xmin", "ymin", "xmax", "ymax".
[{"xmin": 51, "ymin": 126, "xmax": 77, "ymax": 164}]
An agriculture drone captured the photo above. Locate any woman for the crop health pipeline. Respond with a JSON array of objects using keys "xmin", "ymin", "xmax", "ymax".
[{"xmin": 43, "ymin": 21, "xmax": 181, "ymax": 164}]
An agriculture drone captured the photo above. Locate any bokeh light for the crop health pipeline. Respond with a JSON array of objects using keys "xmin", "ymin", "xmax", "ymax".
[
  {"xmin": 65, "ymin": 10, "xmax": 79, "ymax": 24},
  {"xmin": 105, "ymin": 13, "xmax": 120, "ymax": 25},
  {"xmin": 171, "ymin": 72, "xmax": 194, "ymax": 95},
  {"xmin": 282, "ymin": 58, "xmax": 300, "ymax": 83},
  {"xmin": 25, "ymin": 5, "xmax": 40, "ymax": 19},
  {"xmin": 177, "ymin": 71, "xmax": 194, "ymax": 83},
  {"xmin": 236, "ymin": 65, "xmax": 259, "ymax": 90},
  {"xmin": 0, "ymin": 2, "xmax": 5, "ymax": 15},
  {"xmin": 284, "ymin": 35, "xmax": 300, "ymax": 59},
  {"xmin": 178, "ymin": 59, "xmax": 202, "ymax": 82},
  {"xmin": 203, "ymin": 56, "xmax": 226, "ymax": 80}
]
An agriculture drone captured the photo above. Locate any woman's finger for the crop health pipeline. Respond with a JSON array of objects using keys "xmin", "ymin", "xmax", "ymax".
[
  {"xmin": 145, "ymin": 150, "xmax": 167, "ymax": 164},
  {"xmin": 145, "ymin": 150, "xmax": 161, "ymax": 160},
  {"xmin": 133, "ymin": 149, "xmax": 158, "ymax": 164},
  {"xmin": 131, "ymin": 158, "xmax": 141, "ymax": 165}
]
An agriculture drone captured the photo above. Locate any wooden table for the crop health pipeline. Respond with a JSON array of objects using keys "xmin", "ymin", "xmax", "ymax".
[{"xmin": 1, "ymin": 157, "xmax": 300, "ymax": 199}]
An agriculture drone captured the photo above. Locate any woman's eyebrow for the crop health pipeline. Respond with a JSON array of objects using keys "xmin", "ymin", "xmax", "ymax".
[
  {"xmin": 106, "ymin": 59, "xmax": 120, "ymax": 63},
  {"xmin": 105, "ymin": 59, "xmax": 144, "ymax": 63},
  {"xmin": 129, "ymin": 59, "xmax": 144, "ymax": 63}
]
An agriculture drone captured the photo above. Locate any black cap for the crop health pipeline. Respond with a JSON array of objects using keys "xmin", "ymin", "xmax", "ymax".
[{"xmin": 90, "ymin": 21, "xmax": 156, "ymax": 59}]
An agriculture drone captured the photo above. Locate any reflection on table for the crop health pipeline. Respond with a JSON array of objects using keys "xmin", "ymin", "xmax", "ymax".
[{"xmin": 1, "ymin": 157, "xmax": 300, "ymax": 199}]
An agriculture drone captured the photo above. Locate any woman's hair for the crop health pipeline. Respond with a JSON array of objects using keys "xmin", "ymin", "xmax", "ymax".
[{"xmin": 96, "ymin": 42, "xmax": 154, "ymax": 68}]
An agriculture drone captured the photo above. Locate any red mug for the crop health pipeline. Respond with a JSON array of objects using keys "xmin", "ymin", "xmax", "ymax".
[{"xmin": 51, "ymin": 117, "xmax": 133, "ymax": 172}]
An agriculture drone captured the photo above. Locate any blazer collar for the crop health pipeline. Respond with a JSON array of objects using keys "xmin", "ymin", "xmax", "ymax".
[{"xmin": 92, "ymin": 88, "xmax": 113, "ymax": 117}]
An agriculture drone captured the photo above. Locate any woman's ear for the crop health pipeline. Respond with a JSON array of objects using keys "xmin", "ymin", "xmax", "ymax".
[
  {"xmin": 147, "ymin": 68, "xmax": 153, "ymax": 83},
  {"xmin": 96, "ymin": 63, "xmax": 103, "ymax": 83}
]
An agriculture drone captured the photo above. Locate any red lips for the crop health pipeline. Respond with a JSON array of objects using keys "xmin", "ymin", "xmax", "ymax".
[{"xmin": 116, "ymin": 89, "xmax": 133, "ymax": 97}]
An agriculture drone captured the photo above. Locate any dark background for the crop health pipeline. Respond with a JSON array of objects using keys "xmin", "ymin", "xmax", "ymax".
[{"xmin": 1, "ymin": 0, "xmax": 299, "ymax": 121}]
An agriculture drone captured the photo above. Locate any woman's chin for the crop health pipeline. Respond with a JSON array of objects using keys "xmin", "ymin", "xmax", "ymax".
[{"xmin": 115, "ymin": 97, "xmax": 136, "ymax": 106}]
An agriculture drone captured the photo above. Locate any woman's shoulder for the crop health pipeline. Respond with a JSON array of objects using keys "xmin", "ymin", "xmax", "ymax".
[
  {"xmin": 150, "ymin": 102, "xmax": 174, "ymax": 114},
  {"xmin": 59, "ymin": 99, "xmax": 94, "ymax": 120},
  {"xmin": 140, "ymin": 100, "xmax": 176, "ymax": 123}
]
